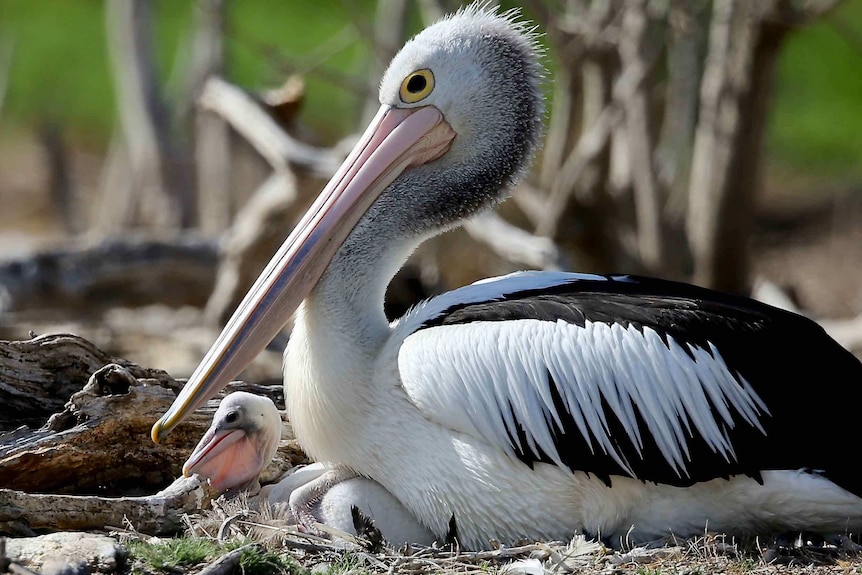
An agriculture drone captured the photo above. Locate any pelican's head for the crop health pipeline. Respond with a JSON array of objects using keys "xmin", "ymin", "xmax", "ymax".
[
  {"xmin": 377, "ymin": 5, "xmax": 545, "ymax": 215},
  {"xmin": 153, "ymin": 4, "xmax": 545, "ymax": 442},
  {"xmin": 182, "ymin": 391, "xmax": 281, "ymax": 493}
]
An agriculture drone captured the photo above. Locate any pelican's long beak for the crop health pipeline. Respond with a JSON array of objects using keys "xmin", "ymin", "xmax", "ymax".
[{"xmin": 152, "ymin": 105, "xmax": 455, "ymax": 443}]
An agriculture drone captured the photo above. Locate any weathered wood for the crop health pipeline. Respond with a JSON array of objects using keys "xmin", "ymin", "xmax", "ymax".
[
  {"xmin": 0, "ymin": 236, "xmax": 218, "ymax": 315},
  {"xmin": 1, "ymin": 363, "xmax": 200, "ymax": 495},
  {"xmin": 0, "ymin": 334, "xmax": 175, "ymax": 430},
  {"xmin": 0, "ymin": 476, "xmax": 207, "ymax": 536},
  {"xmin": 0, "ymin": 334, "xmax": 306, "ymax": 500}
]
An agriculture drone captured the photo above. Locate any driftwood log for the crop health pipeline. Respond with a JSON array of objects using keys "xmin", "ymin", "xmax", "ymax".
[
  {"xmin": 0, "ymin": 236, "xmax": 218, "ymax": 316},
  {"xmin": 0, "ymin": 476, "xmax": 207, "ymax": 537},
  {"xmin": 0, "ymin": 333, "xmax": 307, "ymax": 536},
  {"xmin": 0, "ymin": 334, "xmax": 177, "ymax": 431}
]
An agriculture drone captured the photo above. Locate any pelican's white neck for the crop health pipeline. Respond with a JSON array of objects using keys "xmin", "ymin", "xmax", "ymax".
[
  {"xmin": 305, "ymin": 217, "xmax": 421, "ymax": 353},
  {"xmin": 284, "ymin": 209, "xmax": 425, "ymax": 464}
]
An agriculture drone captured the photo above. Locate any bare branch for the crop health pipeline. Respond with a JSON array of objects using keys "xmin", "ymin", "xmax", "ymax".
[
  {"xmin": 205, "ymin": 172, "xmax": 299, "ymax": 326},
  {"xmin": 511, "ymin": 183, "xmax": 551, "ymax": 229},
  {"xmin": 539, "ymin": 65, "xmax": 582, "ymax": 190},
  {"xmin": 820, "ymin": 314, "xmax": 862, "ymax": 356},
  {"xmin": 198, "ymin": 77, "xmax": 341, "ymax": 176},
  {"xmin": 655, "ymin": 0, "xmax": 709, "ymax": 200},
  {"xmin": 463, "ymin": 212, "xmax": 567, "ymax": 271},
  {"xmin": 537, "ymin": 104, "xmax": 621, "ymax": 238},
  {"xmin": 189, "ymin": 0, "xmax": 232, "ymax": 235}
]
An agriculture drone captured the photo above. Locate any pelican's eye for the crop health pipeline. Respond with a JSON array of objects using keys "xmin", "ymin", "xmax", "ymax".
[
  {"xmin": 400, "ymin": 69, "xmax": 435, "ymax": 104},
  {"xmin": 225, "ymin": 411, "xmax": 239, "ymax": 424}
]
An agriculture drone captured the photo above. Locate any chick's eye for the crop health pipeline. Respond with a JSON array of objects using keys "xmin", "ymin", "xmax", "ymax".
[{"xmin": 400, "ymin": 69, "xmax": 435, "ymax": 104}]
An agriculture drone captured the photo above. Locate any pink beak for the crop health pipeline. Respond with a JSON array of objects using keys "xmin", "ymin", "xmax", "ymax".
[
  {"xmin": 182, "ymin": 428, "xmax": 261, "ymax": 493},
  {"xmin": 152, "ymin": 105, "xmax": 455, "ymax": 442}
]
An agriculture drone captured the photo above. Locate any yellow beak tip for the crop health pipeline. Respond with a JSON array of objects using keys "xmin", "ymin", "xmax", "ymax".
[{"xmin": 151, "ymin": 421, "xmax": 166, "ymax": 444}]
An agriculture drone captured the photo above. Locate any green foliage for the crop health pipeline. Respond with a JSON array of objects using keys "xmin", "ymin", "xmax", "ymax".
[
  {"xmin": 768, "ymin": 1, "xmax": 862, "ymax": 176},
  {"xmin": 0, "ymin": 0, "xmax": 375, "ymax": 143},
  {"xmin": 0, "ymin": 0, "xmax": 114, "ymax": 140},
  {"xmin": 736, "ymin": 556, "xmax": 759, "ymax": 572}
]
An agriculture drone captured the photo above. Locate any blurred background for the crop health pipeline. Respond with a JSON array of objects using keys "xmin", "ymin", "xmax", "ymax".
[{"xmin": 0, "ymin": 0, "xmax": 860, "ymax": 380}]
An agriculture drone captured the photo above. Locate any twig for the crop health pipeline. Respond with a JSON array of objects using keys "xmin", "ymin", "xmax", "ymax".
[
  {"xmin": 198, "ymin": 543, "xmax": 255, "ymax": 575},
  {"xmin": 218, "ymin": 511, "xmax": 251, "ymax": 541}
]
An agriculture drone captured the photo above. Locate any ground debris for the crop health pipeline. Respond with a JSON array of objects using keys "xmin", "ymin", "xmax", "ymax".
[{"xmin": 2, "ymin": 532, "xmax": 126, "ymax": 575}]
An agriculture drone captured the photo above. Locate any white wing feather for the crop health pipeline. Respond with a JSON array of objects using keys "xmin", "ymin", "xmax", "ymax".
[{"xmin": 398, "ymin": 318, "xmax": 767, "ymax": 479}]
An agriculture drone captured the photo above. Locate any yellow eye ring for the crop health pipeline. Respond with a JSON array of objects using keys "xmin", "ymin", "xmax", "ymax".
[{"xmin": 399, "ymin": 69, "xmax": 435, "ymax": 104}]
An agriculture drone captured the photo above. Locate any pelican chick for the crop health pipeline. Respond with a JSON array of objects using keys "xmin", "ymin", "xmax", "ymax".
[{"xmin": 183, "ymin": 391, "xmax": 282, "ymax": 493}]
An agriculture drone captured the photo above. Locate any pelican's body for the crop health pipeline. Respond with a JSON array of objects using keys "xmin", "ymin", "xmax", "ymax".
[
  {"xmin": 289, "ymin": 271, "xmax": 862, "ymax": 546},
  {"xmin": 155, "ymin": 5, "xmax": 862, "ymax": 549}
]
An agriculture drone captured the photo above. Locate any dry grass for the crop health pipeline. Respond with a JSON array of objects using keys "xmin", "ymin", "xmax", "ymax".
[{"xmin": 117, "ymin": 495, "xmax": 862, "ymax": 575}]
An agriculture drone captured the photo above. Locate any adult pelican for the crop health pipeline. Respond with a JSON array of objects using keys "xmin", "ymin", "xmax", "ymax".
[{"xmin": 154, "ymin": 4, "xmax": 862, "ymax": 548}]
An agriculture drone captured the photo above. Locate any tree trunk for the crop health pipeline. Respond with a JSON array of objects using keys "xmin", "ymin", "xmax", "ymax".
[
  {"xmin": 686, "ymin": 0, "xmax": 787, "ymax": 293},
  {"xmin": 103, "ymin": 0, "xmax": 193, "ymax": 231},
  {"xmin": 191, "ymin": 0, "xmax": 233, "ymax": 236}
]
